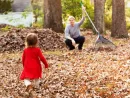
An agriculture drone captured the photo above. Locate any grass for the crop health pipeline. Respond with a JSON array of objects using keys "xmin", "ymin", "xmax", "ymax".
[
  {"xmin": 44, "ymin": 50, "xmax": 64, "ymax": 56},
  {"xmin": 0, "ymin": 52, "xmax": 21, "ymax": 61}
]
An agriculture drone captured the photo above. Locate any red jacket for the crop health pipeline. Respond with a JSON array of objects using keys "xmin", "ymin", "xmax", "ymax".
[{"xmin": 20, "ymin": 47, "xmax": 48, "ymax": 80}]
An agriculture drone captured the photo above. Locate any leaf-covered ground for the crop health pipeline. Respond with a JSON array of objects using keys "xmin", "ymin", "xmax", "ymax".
[{"xmin": 1, "ymin": 31, "xmax": 130, "ymax": 98}]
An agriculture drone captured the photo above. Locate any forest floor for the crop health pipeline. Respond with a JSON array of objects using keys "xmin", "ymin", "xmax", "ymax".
[{"xmin": 1, "ymin": 30, "xmax": 130, "ymax": 98}]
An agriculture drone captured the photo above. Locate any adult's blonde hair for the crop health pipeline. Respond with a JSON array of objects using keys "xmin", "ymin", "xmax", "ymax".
[{"xmin": 68, "ymin": 16, "xmax": 75, "ymax": 21}]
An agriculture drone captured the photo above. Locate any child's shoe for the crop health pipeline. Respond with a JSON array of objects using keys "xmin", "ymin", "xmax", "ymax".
[{"xmin": 26, "ymin": 84, "xmax": 34, "ymax": 92}]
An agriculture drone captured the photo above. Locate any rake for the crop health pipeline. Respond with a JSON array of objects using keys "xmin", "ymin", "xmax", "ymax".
[{"xmin": 81, "ymin": 2, "xmax": 116, "ymax": 49}]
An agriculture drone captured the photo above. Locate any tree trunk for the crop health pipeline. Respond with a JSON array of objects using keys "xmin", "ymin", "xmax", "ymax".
[
  {"xmin": 94, "ymin": 0, "xmax": 105, "ymax": 34},
  {"xmin": 44, "ymin": 0, "xmax": 63, "ymax": 32},
  {"xmin": 111, "ymin": 0, "xmax": 128, "ymax": 38}
]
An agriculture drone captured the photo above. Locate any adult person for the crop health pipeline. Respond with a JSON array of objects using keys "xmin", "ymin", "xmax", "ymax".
[{"xmin": 65, "ymin": 6, "xmax": 86, "ymax": 51}]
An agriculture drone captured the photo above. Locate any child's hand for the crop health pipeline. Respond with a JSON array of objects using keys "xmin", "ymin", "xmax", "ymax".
[
  {"xmin": 45, "ymin": 68, "xmax": 49, "ymax": 76},
  {"xmin": 45, "ymin": 68, "xmax": 49, "ymax": 72}
]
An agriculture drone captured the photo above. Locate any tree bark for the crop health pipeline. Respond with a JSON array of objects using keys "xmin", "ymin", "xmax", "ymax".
[
  {"xmin": 94, "ymin": 0, "xmax": 105, "ymax": 34},
  {"xmin": 44, "ymin": 0, "xmax": 63, "ymax": 32},
  {"xmin": 111, "ymin": 0, "xmax": 128, "ymax": 38}
]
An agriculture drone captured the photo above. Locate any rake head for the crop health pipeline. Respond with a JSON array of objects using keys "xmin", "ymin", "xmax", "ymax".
[{"xmin": 95, "ymin": 35, "xmax": 116, "ymax": 50}]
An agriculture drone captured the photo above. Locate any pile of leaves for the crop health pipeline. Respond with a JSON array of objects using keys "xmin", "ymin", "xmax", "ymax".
[
  {"xmin": 0, "ymin": 24, "xmax": 7, "ymax": 28},
  {"xmin": 0, "ymin": 28, "xmax": 65, "ymax": 52}
]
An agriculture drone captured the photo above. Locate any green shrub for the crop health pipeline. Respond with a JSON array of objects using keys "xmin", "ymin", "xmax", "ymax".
[
  {"xmin": 81, "ymin": 1, "xmax": 94, "ymax": 29},
  {"xmin": 126, "ymin": 19, "xmax": 130, "ymax": 30},
  {"xmin": 0, "ymin": 0, "xmax": 12, "ymax": 14},
  {"xmin": 1, "ymin": 25, "xmax": 12, "ymax": 31},
  {"xmin": 33, "ymin": 17, "xmax": 43, "ymax": 28},
  {"xmin": 62, "ymin": 0, "xmax": 94, "ymax": 29}
]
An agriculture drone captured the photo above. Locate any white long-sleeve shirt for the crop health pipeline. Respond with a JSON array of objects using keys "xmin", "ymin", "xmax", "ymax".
[{"xmin": 65, "ymin": 17, "xmax": 85, "ymax": 39}]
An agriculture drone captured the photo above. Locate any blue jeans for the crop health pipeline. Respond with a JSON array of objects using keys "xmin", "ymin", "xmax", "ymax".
[{"xmin": 65, "ymin": 36, "xmax": 85, "ymax": 50}]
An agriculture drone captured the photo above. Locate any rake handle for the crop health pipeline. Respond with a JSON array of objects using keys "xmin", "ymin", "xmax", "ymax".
[{"xmin": 80, "ymin": 1, "xmax": 100, "ymax": 35}]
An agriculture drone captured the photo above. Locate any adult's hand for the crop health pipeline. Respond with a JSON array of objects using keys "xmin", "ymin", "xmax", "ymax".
[
  {"xmin": 82, "ymin": 5, "xmax": 86, "ymax": 11},
  {"xmin": 82, "ymin": 5, "xmax": 86, "ymax": 17},
  {"xmin": 66, "ymin": 36, "xmax": 76, "ymax": 46},
  {"xmin": 72, "ymin": 39, "xmax": 76, "ymax": 46}
]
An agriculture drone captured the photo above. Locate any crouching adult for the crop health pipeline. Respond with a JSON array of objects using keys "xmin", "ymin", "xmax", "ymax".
[{"xmin": 65, "ymin": 6, "xmax": 86, "ymax": 51}]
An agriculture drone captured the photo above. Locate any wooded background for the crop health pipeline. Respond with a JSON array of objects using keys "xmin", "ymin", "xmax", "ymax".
[{"xmin": 0, "ymin": 0, "xmax": 130, "ymax": 38}]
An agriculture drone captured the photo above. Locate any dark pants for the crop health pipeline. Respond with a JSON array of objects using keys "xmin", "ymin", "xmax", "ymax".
[{"xmin": 65, "ymin": 36, "xmax": 85, "ymax": 50}]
